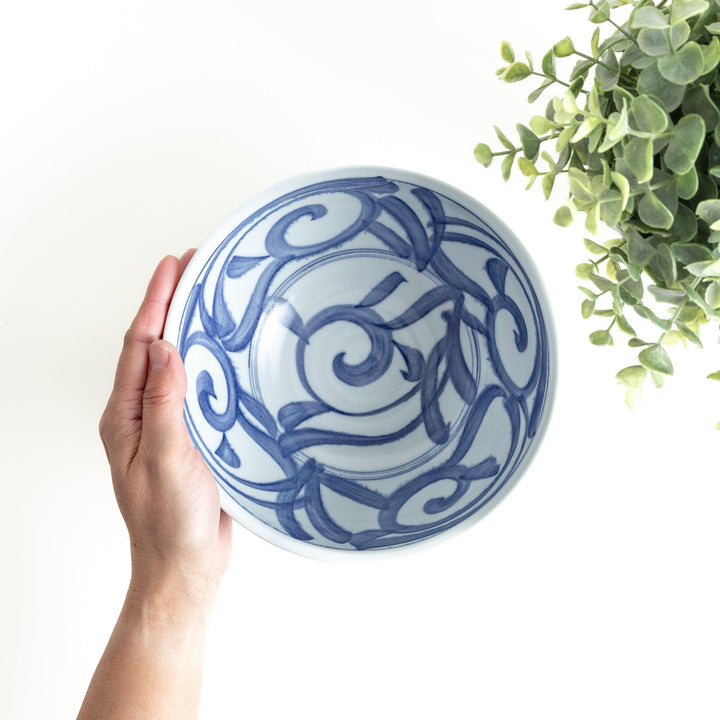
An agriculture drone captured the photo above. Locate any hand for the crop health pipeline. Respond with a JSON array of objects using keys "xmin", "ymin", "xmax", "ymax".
[{"xmin": 99, "ymin": 252, "xmax": 232, "ymax": 618}]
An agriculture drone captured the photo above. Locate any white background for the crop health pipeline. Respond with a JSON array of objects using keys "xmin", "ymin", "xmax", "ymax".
[{"xmin": 2, "ymin": 1, "xmax": 720, "ymax": 718}]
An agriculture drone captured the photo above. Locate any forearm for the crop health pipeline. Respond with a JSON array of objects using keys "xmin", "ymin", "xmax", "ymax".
[{"xmin": 77, "ymin": 581, "xmax": 209, "ymax": 720}]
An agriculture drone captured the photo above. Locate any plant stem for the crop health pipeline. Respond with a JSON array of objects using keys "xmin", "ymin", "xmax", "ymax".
[
  {"xmin": 532, "ymin": 71, "xmax": 589, "ymax": 94},
  {"xmin": 588, "ymin": 0, "xmax": 637, "ymax": 45},
  {"xmin": 573, "ymin": 49, "xmax": 617, "ymax": 74},
  {"xmin": 668, "ymin": 277, "xmax": 702, "ymax": 328},
  {"xmin": 490, "ymin": 130, "xmax": 562, "ymax": 160}
]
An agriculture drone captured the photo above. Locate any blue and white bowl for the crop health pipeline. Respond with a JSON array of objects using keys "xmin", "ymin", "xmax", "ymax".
[{"xmin": 164, "ymin": 167, "xmax": 555, "ymax": 558}]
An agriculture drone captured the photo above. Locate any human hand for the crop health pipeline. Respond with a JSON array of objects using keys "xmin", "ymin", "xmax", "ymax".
[{"xmin": 99, "ymin": 252, "xmax": 232, "ymax": 620}]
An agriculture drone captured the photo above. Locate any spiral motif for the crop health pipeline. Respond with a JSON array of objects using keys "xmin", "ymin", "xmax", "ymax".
[{"xmin": 173, "ymin": 173, "xmax": 551, "ymax": 551}]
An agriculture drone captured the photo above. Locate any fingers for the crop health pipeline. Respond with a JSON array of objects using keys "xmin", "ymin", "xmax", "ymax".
[
  {"xmin": 138, "ymin": 339, "xmax": 193, "ymax": 462},
  {"xmin": 101, "ymin": 251, "xmax": 196, "ymax": 470}
]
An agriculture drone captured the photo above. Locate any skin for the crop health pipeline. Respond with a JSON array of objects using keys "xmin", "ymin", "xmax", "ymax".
[{"xmin": 78, "ymin": 252, "xmax": 232, "ymax": 720}]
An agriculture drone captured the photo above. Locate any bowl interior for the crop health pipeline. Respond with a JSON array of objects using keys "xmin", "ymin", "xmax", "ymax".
[{"xmin": 164, "ymin": 168, "xmax": 554, "ymax": 557}]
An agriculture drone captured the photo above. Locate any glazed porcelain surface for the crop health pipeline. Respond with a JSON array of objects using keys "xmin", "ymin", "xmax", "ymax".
[{"xmin": 164, "ymin": 167, "xmax": 554, "ymax": 557}]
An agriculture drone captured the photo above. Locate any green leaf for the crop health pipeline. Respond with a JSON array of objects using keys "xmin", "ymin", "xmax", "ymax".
[
  {"xmin": 707, "ymin": 22, "xmax": 720, "ymax": 34},
  {"xmin": 680, "ymin": 279, "xmax": 720, "ymax": 319},
  {"xmin": 656, "ymin": 242, "xmax": 677, "ymax": 284},
  {"xmin": 571, "ymin": 116, "xmax": 602, "ymax": 142},
  {"xmin": 669, "ymin": 203, "xmax": 698, "ymax": 242},
  {"xmin": 516, "ymin": 123, "xmax": 540, "ymax": 162},
  {"xmin": 591, "ymin": 27, "xmax": 601, "ymax": 58},
  {"xmin": 670, "ymin": 0, "xmax": 709, "ymax": 24},
  {"xmin": 561, "ymin": 89, "xmax": 580, "ymax": 114},
  {"xmin": 686, "ymin": 257, "xmax": 720, "ymax": 278},
  {"xmin": 675, "ymin": 166, "xmax": 699, "ymax": 199},
  {"xmin": 707, "ymin": 370, "xmax": 720, "ymax": 380},
  {"xmin": 616, "ymin": 364, "xmax": 648, "ymax": 387},
  {"xmin": 702, "ymin": 36, "xmax": 720, "ymax": 74},
  {"xmin": 610, "ymin": 171, "xmax": 630, "ymax": 211},
  {"xmin": 584, "ymin": 237, "xmax": 607, "ymax": 254},
  {"xmin": 500, "ymin": 40, "xmax": 515, "ymax": 63},
  {"xmin": 673, "ymin": 242, "xmax": 713, "ymax": 265},
  {"xmin": 597, "ymin": 188, "xmax": 624, "ymax": 227},
  {"xmin": 590, "ymin": 329, "xmax": 613, "ymax": 345},
  {"xmin": 502, "ymin": 62, "xmax": 533, "ymax": 83},
  {"xmin": 588, "ymin": 83, "xmax": 602, "ymax": 117},
  {"xmin": 569, "ymin": 168, "xmax": 594, "ymax": 205},
  {"xmin": 589, "ymin": 0, "xmax": 611, "ymax": 23},
  {"xmin": 705, "ymin": 281, "xmax": 720, "ymax": 308},
  {"xmin": 634, "ymin": 303, "xmax": 673, "ymax": 330},
  {"xmin": 570, "ymin": 58, "xmax": 596, "ymax": 81},
  {"xmin": 585, "ymin": 204, "xmax": 601, "ymax": 235},
  {"xmin": 647, "ymin": 285, "xmax": 685, "ymax": 303},
  {"xmin": 630, "ymin": 95, "xmax": 669, "ymax": 134},
  {"xmin": 501, "ymin": 152, "xmax": 515, "ymax": 181},
  {"xmin": 517, "ymin": 156, "xmax": 538, "ymax": 177},
  {"xmin": 553, "ymin": 37, "xmax": 575, "ymax": 57},
  {"xmin": 631, "ymin": 5, "xmax": 669, "ymax": 29},
  {"xmin": 581, "ymin": 298, "xmax": 596, "ymax": 318},
  {"xmin": 638, "ymin": 343, "xmax": 674, "ymax": 375},
  {"xmin": 651, "ymin": 372, "xmax": 666, "ymax": 388},
  {"xmin": 474, "ymin": 143, "xmax": 493, "ymax": 167},
  {"xmin": 657, "ymin": 41, "xmax": 705, "ymax": 85},
  {"xmin": 542, "ymin": 173, "xmax": 556, "ymax": 200},
  {"xmin": 638, "ymin": 22, "xmax": 690, "ymax": 56},
  {"xmin": 625, "ymin": 228, "xmax": 655, "ymax": 266},
  {"xmin": 624, "ymin": 386, "xmax": 643, "ymax": 408},
  {"xmin": 696, "ymin": 198, "xmax": 720, "ymax": 227},
  {"xmin": 589, "ymin": 273, "xmax": 616, "ymax": 292},
  {"xmin": 637, "ymin": 63, "xmax": 686, "ymax": 112},
  {"xmin": 607, "ymin": 100, "xmax": 630, "ymax": 142},
  {"xmin": 596, "ymin": 48, "xmax": 620, "ymax": 91},
  {"xmin": 530, "ymin": 114, "xmax": 553, "ymax": 135},
  {"xmin": 624, "ymin": 136, "xmax": 654, "ymax": 183},
  {"xmin": 682, "ymin": 86, "xmax": 720, "ymax": 131},
  {"xmin": 661, "ymin": 329, "xmax": 685, "ymax": 347},
  {"xmin": 542, "ymin": 49, "xmax": 557, "ymax": 78},
  {"xmin": 638, "ymin": 191, "xmax": 674, "ymax": 229},
  {"xmin": 617, "ymin": 313, "xmax": 638, "ymax": 336},
  {"xmin": 554, "ymin": 205, "xmax": 574, "ymax": 226},
  {"xmin": 494, "ymin": 125, "xmax": 515, "ymax": 150},
  {"xmin": 664, "ymin": 114, "xmax": 706, "ymax": 175},
  {"xmin": 626, "ymin": 45, "xmax": 658, "ymax": 70},
  {"xmin": 677, "ymin": 321, "xmax": 703, "ymax": 346},
  {"xmin": 528, "ymin": 79, "xmax": 554, "ymax": 103}
]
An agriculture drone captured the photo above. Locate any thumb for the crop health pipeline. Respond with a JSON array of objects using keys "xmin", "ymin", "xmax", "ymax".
[{"xmin": 141, "ymin": 340, "xmax": 191, "ymax": 457}]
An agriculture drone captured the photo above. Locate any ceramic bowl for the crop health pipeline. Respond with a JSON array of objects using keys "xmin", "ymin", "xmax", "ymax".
[{"xmin": 164, "ymin": 167, "xmax": 555, "ymax": 558}]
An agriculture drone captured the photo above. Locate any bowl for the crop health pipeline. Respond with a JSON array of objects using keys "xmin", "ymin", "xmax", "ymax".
[{"xmin": 163, "ymin": 166, "xmax": 555, "ymax": 558}]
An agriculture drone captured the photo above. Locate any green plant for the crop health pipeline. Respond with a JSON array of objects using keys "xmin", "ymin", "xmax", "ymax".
[{"xmin": 475, "ymin": 0, "xmax": 720, "ymax": 412}]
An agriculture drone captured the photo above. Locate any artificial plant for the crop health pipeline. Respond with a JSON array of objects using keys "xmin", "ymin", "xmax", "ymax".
[{"xmin": 475, "ymin": 0, "xmax": 720, "ymax": 410}]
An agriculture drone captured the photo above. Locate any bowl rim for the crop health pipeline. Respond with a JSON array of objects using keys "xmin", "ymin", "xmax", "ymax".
[{"xmin": 163, "ymin": 164, "xmax": 558, "ymax": 562}]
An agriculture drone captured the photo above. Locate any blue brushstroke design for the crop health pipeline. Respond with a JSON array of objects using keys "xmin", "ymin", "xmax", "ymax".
[
  {"xmin": 356, "ymin": 272, "xmax": 406, "ymax": 308},
  {"xmin": 216, "ymin": 435, "xmax": 241, "ymax": 468},
  {"xmin": 175, "ymin": 174, "xmax": 551, "ymax": 550}
]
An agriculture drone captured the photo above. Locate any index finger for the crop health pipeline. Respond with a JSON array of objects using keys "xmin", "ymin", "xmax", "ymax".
[{"xmin": 102, "ymin": 251, "xmax": 195, "ymax": 443}]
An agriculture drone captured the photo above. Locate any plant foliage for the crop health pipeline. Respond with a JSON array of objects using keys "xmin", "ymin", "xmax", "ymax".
[{"xmin": 476, "ymin": 0, "xmax": 720, "ymax": 413}]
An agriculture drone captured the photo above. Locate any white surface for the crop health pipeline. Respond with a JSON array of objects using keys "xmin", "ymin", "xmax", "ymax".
[{"xmin": 1, "ymin": 1, "xmax": 719, "ymax": 718}]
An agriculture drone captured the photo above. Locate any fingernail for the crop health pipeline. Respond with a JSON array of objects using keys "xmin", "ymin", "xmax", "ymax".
[{"xmin": 148, "ymin": 340, "xmax": 171, "ymax": 370}]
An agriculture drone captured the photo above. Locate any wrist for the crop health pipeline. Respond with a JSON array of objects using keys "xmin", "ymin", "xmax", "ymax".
[{"xmin": 127, "ymin": 562, "xmax": 220, "ymax": 626}]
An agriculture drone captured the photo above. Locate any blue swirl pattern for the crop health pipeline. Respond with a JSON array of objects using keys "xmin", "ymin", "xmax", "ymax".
[{"xmin": 175, "ymin": 174, "xmax": 551, "ymax": 550}]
